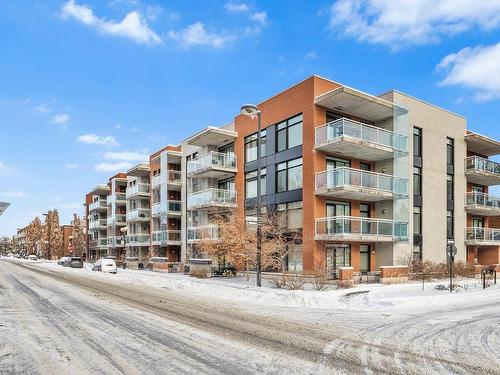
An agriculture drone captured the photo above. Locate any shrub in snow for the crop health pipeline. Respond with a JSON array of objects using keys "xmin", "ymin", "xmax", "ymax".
[
  {"xmin": 311, "ymin": 270, "xmax": 329, "ymax": 291},
  {"xmin": 284, "ymin": 274, "xmax": 306, "ymax": 290}
]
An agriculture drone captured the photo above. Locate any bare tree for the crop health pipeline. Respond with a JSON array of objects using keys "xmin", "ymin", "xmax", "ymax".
[
  {"xmin": 71, "ymin": 214, "xmax": 86, "ymax": 257},
  {"xmin": 0, "ymin": 236, "xmax": 13, "ymax": 256},
  {"xmin": 26, "ymin": 217, "xmax": 43, "ymax": 255},
  {"xmin": 42, "ymin": 210, "xmax": 63, "ymax": 260}
]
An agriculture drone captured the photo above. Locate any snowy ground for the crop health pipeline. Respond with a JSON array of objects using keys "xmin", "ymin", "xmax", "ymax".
[
  {"xmin": 2, "ymin": 257, "xmax": 500, "ymax": 374},
  {"xmin": 20, "ymin": 258, "xmax": 500, "ymax": 314}
]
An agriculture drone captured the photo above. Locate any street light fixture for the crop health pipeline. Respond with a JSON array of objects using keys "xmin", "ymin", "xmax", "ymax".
[{"xmin": 240, "ymin": 104, "xmax": 263, "ymax": 287}]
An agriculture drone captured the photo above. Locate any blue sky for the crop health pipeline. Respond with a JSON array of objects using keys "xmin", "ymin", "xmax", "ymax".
[{"xmin": 1, "ymin": 0, "xmax": 500, "ymax": 236}]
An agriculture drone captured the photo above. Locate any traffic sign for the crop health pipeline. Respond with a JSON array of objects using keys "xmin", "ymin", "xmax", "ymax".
[{"xmin": 446, "ymin": 243, "xmax": 457, "ymax": 258}]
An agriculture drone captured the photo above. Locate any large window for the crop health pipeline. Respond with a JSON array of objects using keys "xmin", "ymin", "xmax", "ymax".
[
  {"xmin": 245, "ymin": 168, "xmax": 267, "ymax": 199},
  {"xmin": 277, "ymin": 201, "xmax": 303, "ymax": 230},
  {"xmin": 244, "ymin": 130, "xmax": 266, "ymax": 162},
  {"xmin": 446, "ymin": 138, "xmax": 454, "ymax": 166},
  {"xmin": 413, "ymin": 127, "xmax": 422, "ymax": 157},
  {"xmin": 276, "ymin": 114, "xmax": 303, "ymax": 152},
  {"xmin": 413, "ymin": 167, "xmax": 422, "ymax": 196},
  {"xmin": 277, "ymin": 158, "xmax": 303, "ymax": 192},
  {"xmin": 446, "ymin": 137, "xmax": 455, "ymax": 239},
  {"xmin": 413, "ymin": 207, "xmax": 421, "ymax": 234}
]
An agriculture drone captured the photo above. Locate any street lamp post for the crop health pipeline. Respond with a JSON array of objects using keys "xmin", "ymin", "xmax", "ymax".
[{"xmin": 241, "ymin": 104, "xmax": 262, "ymax": 287}]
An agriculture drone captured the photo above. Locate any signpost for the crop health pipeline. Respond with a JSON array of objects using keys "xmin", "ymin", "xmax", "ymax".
[{"xmin": 446, "ymin": 240, "xmax": 457, "ymax": 292}]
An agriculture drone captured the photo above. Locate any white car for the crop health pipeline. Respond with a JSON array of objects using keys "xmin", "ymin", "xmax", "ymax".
[
  {"xmin": 28, "ymin": 255, "xmax": 37, "ymax": 261},
  {"xmin": 92, "ymin": 258, "xmax": 117, "ymax": 274}
]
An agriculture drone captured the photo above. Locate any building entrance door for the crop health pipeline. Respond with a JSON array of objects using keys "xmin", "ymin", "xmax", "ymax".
[{"xmin": 325, "ymin": 244, "xmax": 351, "ymax": 279}]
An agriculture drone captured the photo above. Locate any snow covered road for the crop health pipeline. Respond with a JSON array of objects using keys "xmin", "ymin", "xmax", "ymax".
[{"xmin": 0, "ymin": 259, "xmax": 499, "ymax": 374}]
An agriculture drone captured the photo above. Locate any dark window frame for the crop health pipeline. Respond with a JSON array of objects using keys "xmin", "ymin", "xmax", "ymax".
[{"xmin": 276, "ymin": 114, "xmax": 303, "ymax": 153}]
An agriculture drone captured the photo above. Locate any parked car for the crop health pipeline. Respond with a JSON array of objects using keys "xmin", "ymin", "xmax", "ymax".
[
  {"xmin": 61, "ymin": 257, "xmax": 84, "ymax": 268},
  {"xmin": 58, "ymin": 256, "xmax": 71, "ymax": 265},
  {"xmin": 28, "ymin": 255, "xmax": 37, "ymax": 261},
  {"xmin": 7, "ymin": 253, "xmax": 14, "ymax": 258},
  {"xmin": 92, "ymin": 258, "xmax": 117, "ymax": 274}
]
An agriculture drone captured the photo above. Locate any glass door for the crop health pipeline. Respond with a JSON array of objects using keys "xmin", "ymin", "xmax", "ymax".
[
  {"xmin": 360, "ymin": 203, "xmax": 371, "ymax": 235},
  {"xmin": 327, "ymin": 157, "xmax": 350, "ymax": 187},
  {"xmin": 326, "ymin": 201, "xmax": 350, "ymax": 234},
  {"xmin": 325, "ymin": 244, "xmax": 351, "ymax": 279},
  {"xmin": 360, "ymin": 245, "xmax": 370, "ymax": 272}
]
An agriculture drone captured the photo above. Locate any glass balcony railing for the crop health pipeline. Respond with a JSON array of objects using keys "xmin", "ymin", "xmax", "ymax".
[
  {"xmin": 465, "ymin": 192, "xmax": 500, "ymax": 210},
  {"xmin": 152, "ymin": 230, "xmax": 181, "ymax": 244},
  {"xmin": 152, "ymin": 170, "xmax": 182, "ymax": 187},
  {"xmin": 466, "ymin": 228, "xmax": 500, "ymax": 243},
  {"xmin": 152, "ymin": 201, "xmax": 182, "ymax": 216},
  {"xmin": 126, "ymin": 234, "xmax": 150, "ymax": 245},
  {"xmin": 315, "ymin": 167, "xmax": 408, "ymax": 196},
  {"xmin": 126, "ymin": 208, "xmax": 150, "ymax": 221},
  {"xmin": 106, "ymin": 214, "xmax": 126, "ymax": 226},
  {"xmin": 465, "ymin": 156, "xmax": 500, "ymax": 176},
  {"xmin": 89, "ymin": 200, "xmax": 107, "ymax": 211},
  {"xmin": 187, "ymin": 225, "xmax": 219, "ymax": 242},
  {"xmin": 187, "ymin": 188, "xmax": 237, "ymax": 209},
  {"xmin": 187, "ymin": 151, "xmax": 237, "ymax": 175},
  {"xmin": 315, "ymin": 216, "xmax": 408, "ymax": 241},
  {"xmin": 107, "ymin": 236, "xmax": 126, "ymax": 247},
  {"xmin": 315, "ymin": 118, "xmax": 408, "ymax": 153},
  {"xmin": 107, "ymin": 193, "xmax": 126, "ymax": 205},
  {"xmin": 88, "ymin": 219, "xmax": 107, "ymax": 229},
  {"xmin": 126, "ymin": 183, "xmax": 150, "ymax": 198}
]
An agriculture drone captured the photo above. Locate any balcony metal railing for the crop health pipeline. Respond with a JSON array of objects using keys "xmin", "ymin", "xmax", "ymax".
[
  {"xmin": 126, "ymin": 183, "xmax": 150, "ymax": 198},
  {"xmin": 152, "ymin": 170, "xmax": 182, "ymax": 187},
  {"xmin": 89, "ymin": 200, "xmax": 107, "ymax": 211},
  {"xmin": 315, "ymin": 167, "xmax": 408, "ymax": 196},
  {"xmin": 89, "ymin": 219, "xmax": 107, "ymax": 229},
  {"xmin": 465, "ymin": 156, "xmax": 500, "ymax": 176},
  {"xmin": 187, "ymin": 151, "xmax": 237, "ymax": 175},
  {"xmin": 107, "ymin": 236, "xmax": 126, "ymax": 247},
  {"xmin": 107, "ymin": 193, "xmax": 126, "ymax": 205},
  {"xmin": 465, "ymin": 192, "xmax": 500, "ymax": 210},
  {"xmin": 315, "ymin": 216, "xmax": 408, "ymax": 241},
  {"xmin": 466, "ymin": 227, "xmax": 500, "ymax": 243},
  {"xmin": 152, "ymin": 230, "xmax": 181, "ymax": 244},
  {"xmin": 126, "ymin": 208, "xmax": 151, "ymax": 221},
  {"xmin": 315, "ymin": 118, "xmax": 408, "ymax": 153},
  {"xmin": 152, "ymin": 200, "xmax": 182, "ymax": 216},
  {"xmin": 126, "ymin": 234, "xmax": 150, "ymax": 245},
  {"xmin": 187, "ymin": 225, "xmax": 219, "ymax": 242},
  {"xmin": 187, "ymin": 188, "xmax": 237, "ymax": 209}
]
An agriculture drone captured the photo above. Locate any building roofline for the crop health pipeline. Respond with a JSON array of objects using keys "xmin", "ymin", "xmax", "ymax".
[{"xmin": 380, "ymin": 89, "xmax": 465, "ymax": 120}]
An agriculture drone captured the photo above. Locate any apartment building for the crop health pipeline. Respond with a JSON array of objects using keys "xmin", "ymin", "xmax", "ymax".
[
  {"xmin": 14, "ymin": 225, "xmax": 28, "ymax": 253},
  {"xmin": 61, "ymin": 224, "xmax": 74, "ymax": 255},
  {"xmin": 85, "ymin": 184, "xmax": 109, "ymax": 260},
  {"xmin": 0, "ymin": 201, "xmax": 10, "ymax": 216},
  {"xmin": 83, "ymin": 75, "xmax": 499, "ymax": 276},
  {"xmin": 125, "ymin": 163, "xmax": 151, "ymax": 261},
  {"xmin": 106, "ymin": 173, "xmax": 127, "ymax": 260},
  {"xmin": 150, "ymin": 145, "xmax": 183, "ymax": 261}
]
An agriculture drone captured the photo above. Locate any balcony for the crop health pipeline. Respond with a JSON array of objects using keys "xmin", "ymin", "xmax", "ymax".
[
  {"xmin": 89, "ymin": 200, "xmax": 107, "ymax": 212},
  {"xmin": 89, "ymin": 238, "xmax": 108, "ymax": 249},
  {"xmin": 465, "ymin": 192, "xmax": 500, "ymax": 216},
  {"xmin": 151, "ymin": 230, "xmax": 182, "ymax": 246},
  {"xmin": 314, "ymin": 118, "xmax": 408, "ymax": 161},
  {"xmin": 187, "ymin": 151, "xmax": 237, "ymax": 179},
  {"xmin": 107, "ymin": 214, "xmax": 126, "ymax": 226},
  {"xmin": 315, "ymin": 167, "xmax": 408, "ymax": 201},
  {"xmin": 465, "ymin": 156, "xmax": 500, "ymax": 186},
  {"xmin": 187, "ymin": 188, "xmax": 237, "ymax": 210},
  {"xmin": 151, "ymin": 170, "xmax": 182, "ymax": 189},
  {"xmin": 126, "ymin": 183, "xmax": 150, "ymax": 199},
  {"xmin": 107, "ymin": 236, "xmax": 125, "ymax": 247},
  {"xmin": 465, "ymin": 228, "xmax": 500, "ymax": 246},
  {"xmin": 107, "ymin": 193, "xmax": 126, "ymax": 206},
  {"xmin": 88, "ymin": 219, "xmax": 107, "ymax": 230},
  {"xmin": 126, "ymin": 234, "xmax": 150, "ymax": 246},
  {"xmin": 187, "ymin": 225, "xmax": 219, "ymax": 242},
  {"xmin": 126, "ymin": 208, "xmax": 151, "ymax": 222},
  {"xmin": 315, "ymin": 216, "xmax": 408, "ymax": 242},
  {"xmin": 152, "ymin": 201, "xmax": 182, "ymax": 217}
]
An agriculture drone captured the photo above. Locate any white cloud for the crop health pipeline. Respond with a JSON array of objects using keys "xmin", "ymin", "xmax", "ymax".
[
  {"xmin": 224, "ymin": 2, "xmax": 250, "ymax": 13},
  {"xmin": 305, "ymin": 50, "xmax": 318, "ymax": 59},
  {"xmin": 168, "ymin": 22, "xmax": 235, "ymax": 49},
  {"xmin": 328, "ymin": 0, "xmax": 500, "ymax": 49},
  {"xmin": 33, "ymin": 104, "xmax": 51, "ymax": 113},
  {"xmin": 77, "ymin": 134, "xmax": 118, "ymax": 147},
  {"xmin": 0, "ymin": 161, "xmax": 15, "ymax": 177},
  {"xmin": 1, "ymin": 191, "xmax": 27, "ymax": 198},
  {"xmin": 103, "ymin": 151, "xmax": 148, "ymax": 162},
  {"xmin": 64, "ymin": 163, "xmax": 78, "ymax": 169},
  {"xmin": 94, "ymin": 162, "xmax": 132, "ymax": 172},
  {"xmin": 114, "ymin": 124, "xmax": 122, "ymax": 130},
  {"xmin": 250, "ymin": 11, "xmax": 267, "ymax": 26},
  {"xmin": 52, "ymin": 113, "xmax": 70, "ymax": 125},
  {"xmin": 437, "ymin": 42, "xmax": 500, "ymax": 101},
  {"xmin": 61, "ymin": 0, "xmax": 161, "ymax": 45}
]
